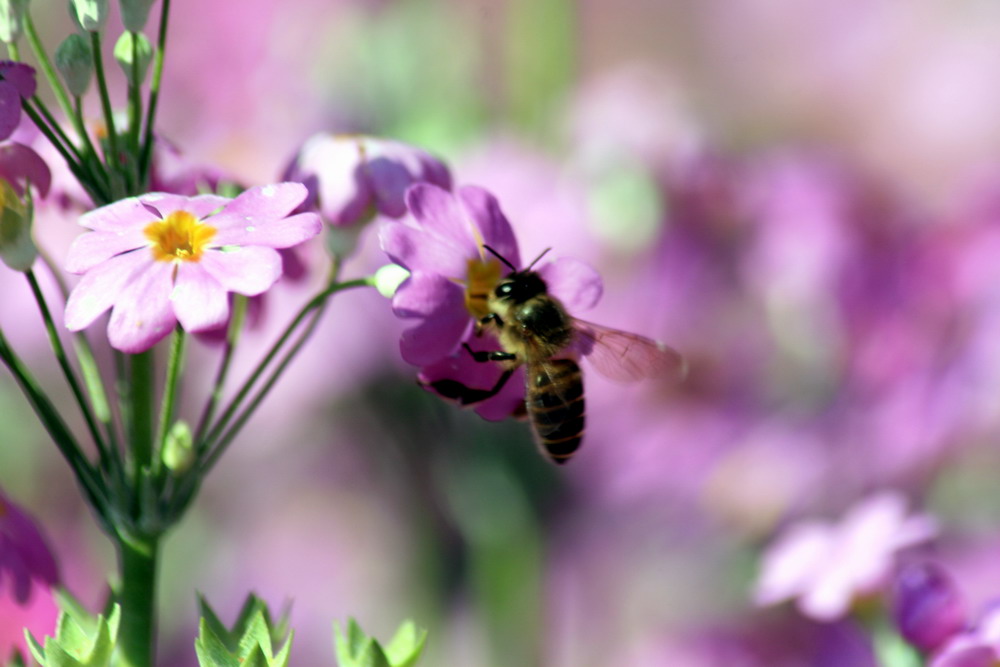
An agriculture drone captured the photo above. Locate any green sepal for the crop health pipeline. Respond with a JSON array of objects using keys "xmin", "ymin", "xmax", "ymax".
[
  {"xmin": 382, "ymin": 621, "xmax": 427, "ymax": 667},
  {"xmin": 24, "ymin": 603, "xmax": 120, "ymax": 667},
  {"xmin": 68, "ymin": 0, "xmax": 107, "ymax": 32},
  {"xmin": 119, "ymin": 0, "xmax": 155, "ymax": 31},
  {"xmin": 0, "ymin": 0, "xmax": 28, "ymax": 43},
  {"xmin": 195, "ymin": 594, "xmax": 293, "ymax": 667},
  {"xmin": 54, "ymin": 33, "xmax": 94, "ymax": 97},
  {"xmin": 113, "ymin": 31, "xmax": 153, "ymax": 84},
  {"xmin": 334, "ymin": 618, "xmax": 425, "ymax": 667}
]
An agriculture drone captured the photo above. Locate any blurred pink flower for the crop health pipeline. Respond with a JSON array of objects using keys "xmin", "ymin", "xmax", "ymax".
[
  {"xmin": 0, "ymin": 490, "xmax": 58, "ymax": 604},
  {"xmin": 63, "ymin": 183, "xmax": 322, "ymax": 352},
  {"xmin": 284, "ymin": 134, "xmax": 452, "ymax": 226},
  {"xmin": 930, "ymin": 606, "xmax": 1000, "ymax": 667},
  {"xmin": 0, "ymin": 143, "xmax": 50, "ymax": 198},
  {"xmin": 380, "ymin": 182, "xmax": 601, "ymax": 419},
  {"xmin": 754, "ymin": 491, "xmax": 937, "ymax": 621}
]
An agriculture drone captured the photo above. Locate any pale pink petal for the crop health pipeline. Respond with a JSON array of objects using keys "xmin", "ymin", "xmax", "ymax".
[
  {"xmin": 215, "ymin": 183, "xmax": 308, "ymax": 220},
  {"xmin": 171, "ymin": 264, "xmax": 230, "ymax": 332},
  {"xmin": 380, "ymin": 221, "xmax": 469, "ymax": 278},
  {"xmin": 392, "ymin": 273, "xmax": 471, "ymax": 365},
  {"xmin": 64, "ymin": 251, "xmax": 149, "ymax": 330},
  {"xmin": 754, "ymin": 521, "xmax": 833, "ymax": 606},
  {"xmin": 107, "ymin": 261, "xmax": 176, "ymax": 353},
  {"xmin": 458, "ymin": 186, "xmax": 521, "ymax": 268},
  {"xmin": 65, "ymin": 229, "xmax": 148, "ymax": 274},
  {"xmin": 199, "ymin": 246, "xmax": 282, "ymax": 296},
  {"xmin": 538, "ymin": 257, "xmax": 603, "ymax": 314},
  {"xmin": 211, "ymin": 211, "xmax": 322, "ymax": 248},
  {"xmin": 139, "ymin": 192, "xmax": 228, "ymax": 219},
  {"xmin": 405, "ymin": 183, "xmax": 477, "ymax": 249},
  {"xmin": 79, "ymin": 197, "xmax": 159, "ymax": 231},
  {"xmin": 799, "ymin": 571, "xmax": 854, "ymax": 621},
  {"xmin": 283, "ymin": 133, "xmax": 372, "ymax": 225}
]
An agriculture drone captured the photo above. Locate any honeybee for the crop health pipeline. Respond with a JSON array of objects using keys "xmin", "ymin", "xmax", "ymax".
[{"xmin": 428, "ymin": 246, "xmax": 686, "ymax": 464}]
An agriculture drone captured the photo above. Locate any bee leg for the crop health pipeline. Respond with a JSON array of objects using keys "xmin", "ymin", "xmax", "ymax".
[
  {"xmin": 480, "ymin": 313, "xmax": 504, "ymax": 329},
  {"xmin": 425, "ymin": 368, "xmax": 515, "ymax": 405},
  {"xmin": 462, "ymin": 343, "xmax": 516, "ymax": 364}
]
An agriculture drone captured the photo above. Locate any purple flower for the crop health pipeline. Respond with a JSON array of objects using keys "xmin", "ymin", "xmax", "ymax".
[
  {"xmin": 0, "ymin": 490, "xmax": 58, "ymax": 605},
  {"xmin": 0, "ymin": 62, "xmax": 34, "ymax": 142},
  {"xmin": 0, "ymin": 143, "xmax": 50, "ymax": 198},
  {"xmin": 931, "ymin": 606, "xmax": 1000, "ymax": 667},
  {"xmin": 284, "ymin": 133, "xmax": 452, "ymax": 226},
  {"xmin": 64, "ymin": 183, "xmax": 322, "ymax": 353},
  {"xmin": 893, "ymin": 562, "xmax": 967, "ymax": 654},
  {"xmin": 380, "ymin": 183, "xmax": 602, "ymax": 419},
  {"xmin": 754, "ymin": 491, "xmax": 937, "ymax": 621}
]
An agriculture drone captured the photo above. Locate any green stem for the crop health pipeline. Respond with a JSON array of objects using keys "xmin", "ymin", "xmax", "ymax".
[
  {"xmin": 139, "ymin": 0, "xmax": 172, "ymax": 186},
  {"xmin": 116, "ymin": 533, "xmax": 160, "ymax": 667},
  {"xmin": 89, "ymin": 31, "xmax": 127, "ymax": 194},
  {"xmin": 25, "ymin": 269, "xmax": 109, "ymax": 462},
  {"xmin": 23, "ymin": 15, "xmax": 75, "ymax": 121},
  {"xmin": 128, "ymin": 350, "xmax": 156, "ymax": 477},
  {"xmin": 202, "ymin": 277, "xmax": 372, "ymax": 450},
  {"xmin": 154, "ymin": 327, "xmax": 186, "ymax": 471},
  {"xmin": 128, "ymin": 31, "xmax": 143, "ymax": 153},
  {"xmin": 22, "ymin": 101, "xmax": 107, "ymax": 204},
  {"xmin": 194, "ymin": 295, "xmax": 246, "ymax": 444}
]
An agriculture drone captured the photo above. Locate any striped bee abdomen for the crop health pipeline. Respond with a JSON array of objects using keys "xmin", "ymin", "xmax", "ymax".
[{"xmin": 526, "ymin": 358, "xmax": 585, "ymax": 464}]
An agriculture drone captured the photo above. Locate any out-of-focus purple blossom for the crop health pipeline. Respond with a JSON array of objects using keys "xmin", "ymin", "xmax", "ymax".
[
  {"xmin": 0, "ymin": 62, "xmax": 34, "ymax": 142},
  {"xmin": 754, "ymin": 491, "xmax": 937, "ymax": 621},
  {"xmin": 893, "ymin": 562, "xmax": 967, "ymax": 654},
  {"xmin": 0, "ymin": 490, "xmax": 58, "ymax": 604},
  {"xmin": 0, "ymin": 143, "xmax": 50, "ymax": 198},
  {"xmin": 380, "ymin": 182, "xmax": 602, "ymax": 420},
  {"xmin": 284, "ymin": 133, "xmax": 452, "ymax": 226},
  {"xmin": 930, "ymin": 606, "xmax": 1000, "ymax": 667},
  {"xmin": 63, "ymin": 184, "xmax": 322, "ymax": 352},
  {"xmin": 149, "ymin": 137, "xmax": 232, "ymax": 197}
]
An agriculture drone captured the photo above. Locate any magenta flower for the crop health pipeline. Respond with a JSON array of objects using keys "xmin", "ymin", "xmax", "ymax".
[
  {"xmin": 754, "ymin": 491, "xmax": 937, "ymax": 621},
  {"xmin": 0, "ymin": 490, "xmax": 58, "ymax": 605},
  {"xmin": 64, "ymin": 183, "xmax": 322, "ymax": 353},
  {"xmin": 284, "ymin": 133, "xmax": 452, "ymax": 226},
  {"xmin": 380, "ymin": 183, "xmax": 603, "ymax": 419},
  {"xmin": 0, "ymin": 62, "xmax": 35, "ymax": 141},
  {"xmin": 931, "ymin": 605, "xmax": 1000, "ymax": 667},
  {"xmin": 893, "ymin": 562, "xmax": 967, "ymax": 654},
  {"xmin": 0, "ymin": 143, "xmax": 50, "ymax": 198}
]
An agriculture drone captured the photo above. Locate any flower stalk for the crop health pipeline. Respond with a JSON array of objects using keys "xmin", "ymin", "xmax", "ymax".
[{"xmin": 116, "ymin": 532, "xmax": 160, "ymax": 667}]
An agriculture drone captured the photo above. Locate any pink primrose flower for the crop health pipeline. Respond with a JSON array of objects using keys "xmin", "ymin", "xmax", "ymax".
[
  {"xmin": 284, "ymin": 134, "xmax": 452, "ymax": 226},
  {"xmin": 754, "ymin": 490, "xmax": 937, "ymax": 621},
  {"xmin": 0, "ymin": 62, "xmax": 35, "ymax": 141},
  {"xmin": 63, "ymin": 183, "xmax": 322, "ymax": 353},
  {"xmin": 0, "ymin": 490, "xmax": 58, "ymax": 605},
  {"xmin": 379, "ymin": 183, "xmax": 603, "ymax": 420}
]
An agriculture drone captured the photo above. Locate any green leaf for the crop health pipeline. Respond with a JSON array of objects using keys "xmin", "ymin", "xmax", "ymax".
[
  {"xmin": 383, "ymin": 621, "xmax": 427, "ymax": 667},
  {"xmin": 26, "ymin": 603, "xmax": 120, "ymax": 667},
  {"xmin": 334, "ymin": 619, "xmax": 424, "ymax": 667},
  {"xmin": 194, "ymin": 618, "xmax": 241, "ymax": 667},
  {"xmin": 196, "ymin": 595, "xmax": 293, "ymax": 667}
]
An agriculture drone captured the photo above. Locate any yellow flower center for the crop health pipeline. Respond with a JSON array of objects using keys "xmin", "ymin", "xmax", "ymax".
[
  {"xmin": 144, "ymin": 210, "xmax": 216, "ymax": 263},
  {"xmin": 464, "ymin": 257, "xmax": 504, "ymax": 320}
]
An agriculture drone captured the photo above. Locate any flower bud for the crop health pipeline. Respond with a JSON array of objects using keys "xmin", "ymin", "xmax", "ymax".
[
  {"xmin": 374, "ymin": 264, "xmax": 410, "ymax": 299},
  {"xmin": 113, "ymin": 30, "xmax": 152, "ymax": 83},
  {"xmin": 0, "ymin": 0, "xmax": 28, "ymax": 43},
  {"xmin": 892, "ymin": 562, "xmax": 966, "ymax": 653},
  {"xmin": 161, "ymin": 420, "xmax": 195, "ymax": 473},
  {"xmin": 54, "ymin": 33, "xmax": 93, "ymax": 97},
  {"xmin": 120, "ymin": 0, "xmax": 155, "ymax": 31},
  {"xmin": 68, "ymin": 0, "xmax": 107, "ymax": 32},
  {"xmin": 0, "ymin": 177, "xmax": 35, "ymax": 271}
]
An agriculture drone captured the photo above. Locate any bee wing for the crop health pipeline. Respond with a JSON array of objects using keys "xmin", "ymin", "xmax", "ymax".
[{"xmin": 572, "ymin": 320, "xmax": 687, "ymax": 383}]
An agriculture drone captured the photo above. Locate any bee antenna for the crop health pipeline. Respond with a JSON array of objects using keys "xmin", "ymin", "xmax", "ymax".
[
  {"xmin": 526, "ymin": 248, "xmax": 552, "ymax": 271},
  {"xmin": 483, "ymin": 244, "xmax": 517, "ymax": 272}
]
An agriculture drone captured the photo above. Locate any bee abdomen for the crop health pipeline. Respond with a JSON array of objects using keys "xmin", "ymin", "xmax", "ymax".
[{"xmin": 527, "ymin": 359, "xmax": 585, "ymax": 465}]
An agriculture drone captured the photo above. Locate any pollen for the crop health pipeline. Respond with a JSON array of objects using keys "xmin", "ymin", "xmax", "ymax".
[
  {"xmin": 144, "ymin": 210, "xmax": 217, "ymax": 263},
  {"xmin": 464, "ymin": 257, "xmax": 503, "ymax": 320}
]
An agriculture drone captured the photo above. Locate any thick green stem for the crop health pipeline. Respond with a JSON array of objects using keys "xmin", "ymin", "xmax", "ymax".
[
  {"xmin": 128, "ymin": 350, "xmax": 156, "ymax": 478},
  {"xmin": 116, "ymin": 534, "xmax": 160, "ymax": 667}
]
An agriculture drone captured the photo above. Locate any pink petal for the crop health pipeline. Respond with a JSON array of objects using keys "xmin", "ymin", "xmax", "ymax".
[
  {"xmin": 392, "ymin": 272, "xmax": 471, "ymax": 365},
  {"xmin": 107, "ymin": 261, "xmax": 176, "ymax": 353},
  {"xmin": 199, "ymin": 246, "xmax": 282, "ymax": 295},
  {"xmin": 0, "ymin": 143, "xmax": 51, "ymax": 198},
  {"xmin": 405, "ymin": 183, "xmax": 477, "ymax": 249},
  {"xmin": 139, "ymin": 192, "xmax": 228, "ymax": 219},
  {"xmin": 65, "ymin": 229, "xmax": 148, "ymax": 274},
  {"xmin": 417, "ymin": 338, "xmax": 525, "ymax": 422},
  {"xmin": 79, "ymin": 197, "xmax": 160, "ymax": 232},
  {"xmin": 171, "ymin": 264, "xmax": 230, "ymax": 332},
  {"xmin": 283, "ymin": 133, "xmax": 372, "ymax": 225},
  {"xmin": 458, "ymin": 186, "xmax": 521, "ymax": 268},
  {"xmin": 754, "ymin": 521, "xmax": 833, "ymax": 606},
  {"xmin": 538, "ymin": 257, "xmax": 603, "ymax": 314},
  {"xmin": 0, "ymin": 82, "xmax": 20, "ymax": 141},
  {"xmin": 217, "ymin": 183, "xmax": 308, "ymax": 219},
  {"xmin": 0, "ymin": 62, "xmax": 36, "ymax": 99},
  {"xmin": 380, "ymin": 221, "xmax": 470, "ymax": 278},
  {"xmin": 64, "ymin": 251, "xmax": 149, "ymax": 330},
  {"xmin": 211, "ymin": 211, "xmax": 322, "ymax": 248}
]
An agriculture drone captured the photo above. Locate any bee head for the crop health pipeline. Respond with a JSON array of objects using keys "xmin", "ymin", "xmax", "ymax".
[{"xmin": 494, "ymin": 271, "xmax": 547, "ymax": 303}]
